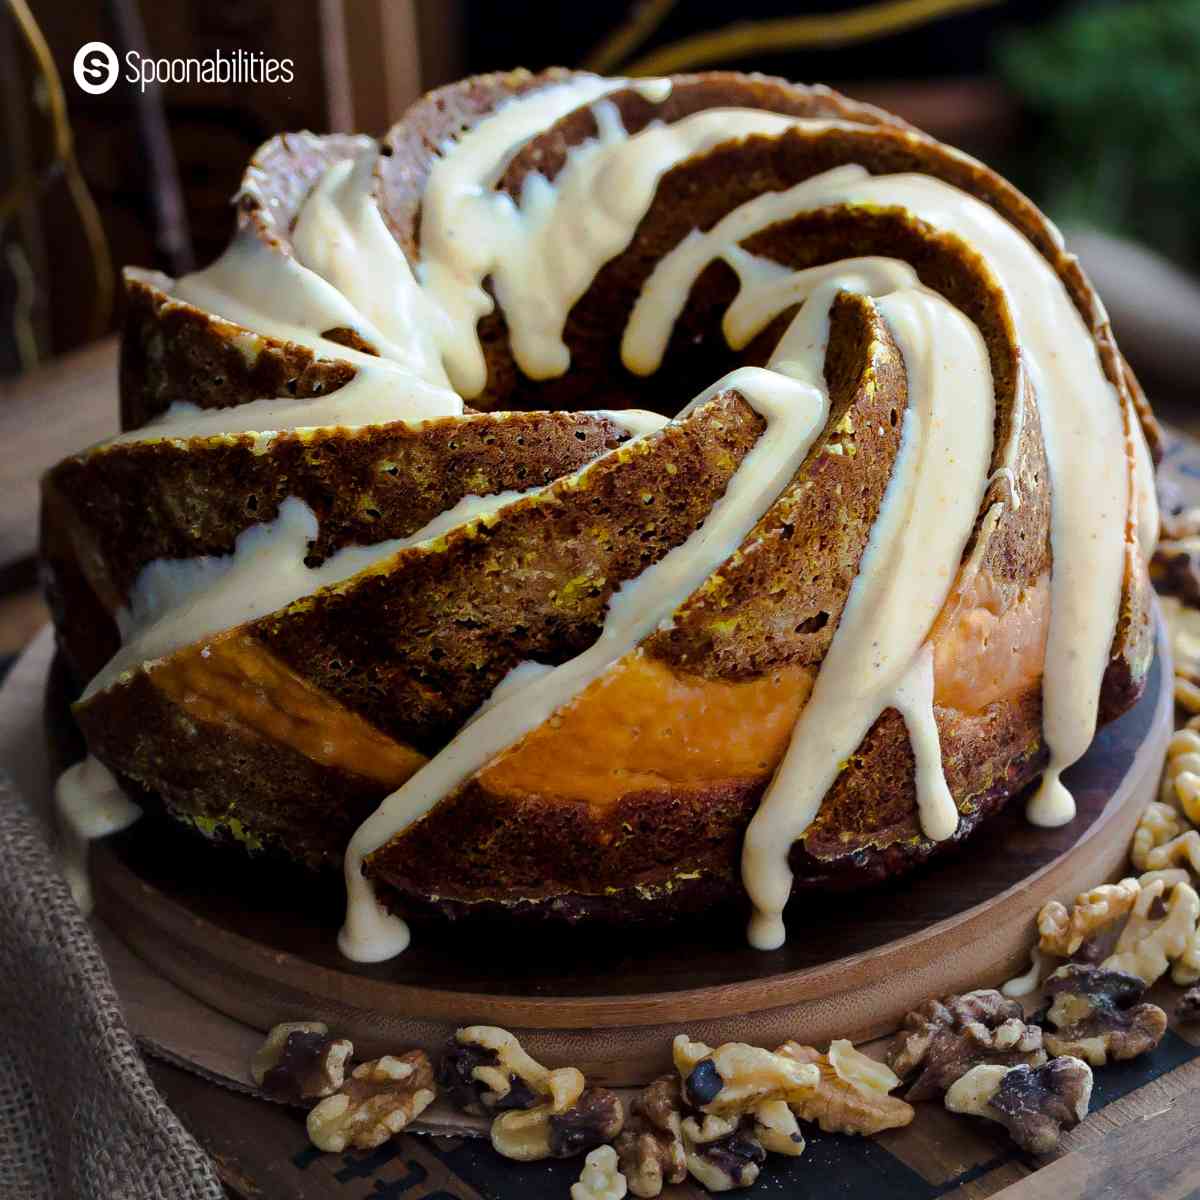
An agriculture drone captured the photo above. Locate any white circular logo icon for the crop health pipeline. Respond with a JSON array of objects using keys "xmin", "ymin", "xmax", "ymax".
[{"xmin": 73, "ymin": 42, "xmax": 119, "ymax": 94}]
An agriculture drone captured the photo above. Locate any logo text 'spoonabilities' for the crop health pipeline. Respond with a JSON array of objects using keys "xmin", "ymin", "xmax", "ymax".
[{"xmin": 74, "ymin": 43, "xmax": 295, "ymax": 95}]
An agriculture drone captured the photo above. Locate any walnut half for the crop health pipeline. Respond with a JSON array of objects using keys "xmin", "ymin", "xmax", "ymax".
[
  {"xmin": 778, "ymin": 1040, "xmax": 915, "ymax": 1135},
  {"xmin": 1103, "ymin": 877, "xmax": 1200, "ymax": 985},
  {"xmin": 614, "ymin": 1076, "xmax": 687, "ymax": 1198},
  {"xmin": 1178, "ymin": 984, "xmax": 1200, "ymax": 1023},
  {"xmin": 1042, "ymin": 963, "xmax": 1167, "ymax": 1066},
  {"xmin": 1037, "ymin": 879, "xmax": 1141, "ymax": 959},
  {"xmin": 672, "ymin": 1035, "xmax": 819, "ymax": 1115},
  {"xmin": 250, "ymin": 1021, "xmax": 353, "ymax": 1105},
  {"xmin": 571, "ymin": 1145, "xmax": 628, "ymax": 1200},
  {"xmin": 491, "ymin": 1070, "xmax": 624, "ymax": 1162},
  {"xmin": 680, "ymin": 1113, "xmax": 766, "ymax": 1193},
  {"xmin": 438, "ymin": 1025, "xmax": 552, "ymax": 1115},
  {"xmin": 887, "ymin": 990, "xmax": 1046, "ymax": 1101},
  {"xmin": 750, "ymin": 1099, "xmax": 805, "ymax": 1157},
  {"xmin": 306, "ymin": 1051, "xmax": 436, "ymax": 1152},
  {"xmin": 945, "ymin": 1057, "xmax": 1092, "ymax": 1156},
  {"xmin": 1161, "ymin": 719, "xmax": 1200, "ymax": 822}
]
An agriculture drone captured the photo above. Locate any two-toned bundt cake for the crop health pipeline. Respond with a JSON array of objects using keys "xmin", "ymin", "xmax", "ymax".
[{"xmin": 43, "ymin": 69, "xmax": 1161, "ymax": 959}]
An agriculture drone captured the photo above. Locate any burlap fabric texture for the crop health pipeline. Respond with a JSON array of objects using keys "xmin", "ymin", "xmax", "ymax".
[{"xmin": 0, "ymin": 768, "xmax": 224, "ymax": 1199}]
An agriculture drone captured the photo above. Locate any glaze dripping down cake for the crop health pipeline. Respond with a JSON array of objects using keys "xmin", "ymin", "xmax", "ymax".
[{"xmin": 42, "ymin": 69, "xmax": 1161, "ymax": 959}]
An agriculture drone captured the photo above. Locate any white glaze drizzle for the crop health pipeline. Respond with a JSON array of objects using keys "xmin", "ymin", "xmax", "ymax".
[
  {"xmin": 290, "ymin": 150, "xmax": 450, "ymax": 386},
  {"xmin": 69, "ymin": 75, "xmax": 1152, "ymax": 960},
  {"xmin": 89, "ymin": 488, "xmax": 541, "ymax": 701},
  {"xmin": 418, "ymin": 101, "xmax": 823, "ymax": 391},
  {"xmin": 110, "ymin": 231, "xmax": 462, "ymax": 449},
  {"xmin": 741, "ymin": 285, "xmax": 993, "ymax": 950},
  {"xmin": 891, "ymin": 645, "xmax": 960, "ymax": 844},
  {"xmin": 1001, "ymin": 946, "xmax": 1050, "ymax": 998},
  {"xmin": 55, "ymin": 755, "xmax": 142, "ymax": 914}
]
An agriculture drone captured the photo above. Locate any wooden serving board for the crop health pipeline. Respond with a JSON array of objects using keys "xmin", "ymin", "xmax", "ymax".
[{"xmin": 48, "ymin": 625, "xmax": 1171, "ymax": 1087}]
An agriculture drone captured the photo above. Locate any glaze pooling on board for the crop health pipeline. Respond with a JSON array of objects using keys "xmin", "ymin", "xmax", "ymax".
[
  {"xmin": 66, "ymin": 72, "xmax": 1156, "ymax": 961},
  {"xmin": 55, "ymin": 755, "xmax": 141, "ymax": 914},
  {"xmin": 1002, "ymin": 947, "xmax": 1051, "ymax": 998}
]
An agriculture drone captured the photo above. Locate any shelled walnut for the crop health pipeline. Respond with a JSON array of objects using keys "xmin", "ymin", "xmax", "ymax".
[
  {"xmin": 250, "ymin": 1022, "xmax": 353, "ymax": 1105},
  {"xmin": 439, "ymin": 1025, "xmax": 556, "ymax": 1115},
  {"xmin": 439, "ymin": 1027, "xmax": 625, "ymax": 1163},
  {"xmin": 749, "ymin": 1099, "xmax": 806, "ymax": 1157},
  {"xmin": 1041, "ymin": 964, "xmax": 1167, "ymax": 1065},
  {"xmin": 1132, "ymin": 804, "xmax": 1188, "ymax": 871},
  {"xmin": 945, "ymin": 1057, "xmax": 1092, "ymax": 1155},
  {"xmin": 680, "ymin": 1112, "xmax": 767, "ymax": 1192},
  {"xmin": 1161, "ymin": 719, "xmax": 1200, "ymax": 820},
  {"xmin": 614, "ymin": 1076, "xmax": 688, "ymax": 1198},
  {"xmin": 1152, "ymin": 510, "xmax": 1200, "ymax": 606},
  {"xmin": 1161, "ymin": 597, "xmax": 1200, "ymax": 714},
  {"xmin": 549, "ymin": 1087, "xmax": 627, "ymax": 1159},
  {"xmin": 248, "ymin": 1022, "xmax": 350, "ymax": 1104},
  {"xmin": 887, "ymin": 990, "xmax": 1046, "ymax": 1100},
  {"xmin": 1177, "ymin": 984, "xmax": 1200, "ymax": 1022},
  {"xmin": 490, "ymin": 1070, "xmax": 623, "ymax": 1162},
  {"xmin": 672, "ymin": 1035, "xmax": 819, "ymax": 1115},
  {"xmin": 571, "ymin": 1145, "xmax": 628, "ymax": 1200},
  {"xmin": 1037, "ymin": 879, "xmax": 1141, "ymax": 958},
  {"xmin": 778, "ymin": 1040, "xmax": 915, "ymax": 1135},
  {"xmin": 306, "ymin": 1051, "xmax": 436, "ymax": 1152},
  {"xmin": 1138, "ymin": 830, "xmax": 1200, "ymax": 878},
  {"xmin": 1102, "ymin": 876, "xmax": 1200, "ymax": 985}
]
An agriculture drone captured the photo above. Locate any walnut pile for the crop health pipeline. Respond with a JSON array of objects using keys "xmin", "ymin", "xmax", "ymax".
[
  {"xmin": 1041, "ymin": 964, "xmax": 1167, "ymax": 1065},
  {"xmin": 439, "ymin": 1027, "xmax": 623, "ymax": 1162},
  {"xmin": 1027, "ymin": 870, "xmax": 1200, "ymax": 993},
  {"xmin": 307, "ymin": 1051, "xmax": 437, "ymax": 1152},
  {"xmin": 570, "ymin": 1145, "xmax": 628, "ymax": 1200},
  {"xmin": 886, "ymin": 990, "xmax": 1046, "ymax": 1101},
  {"xmin": 945, "ymin": 1057, "xmax": 1092, "ymax": 1155},
  {"xmin": 777, "ymin": 1040, "xmax": 914, "ymax": 1135},
  {"xmin": 250, "ymin": 1021, "xmax": 353, "ymax": 1104},
  {"xmin": 489, "ymin": 1073, "xmax": 623, "ymax": 1162},
  {"xmin": 614, "ymin": 1035, "xmax": 850, "ymax": 1196}
]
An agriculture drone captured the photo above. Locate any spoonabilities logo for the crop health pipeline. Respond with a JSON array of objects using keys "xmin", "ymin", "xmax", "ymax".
[
  {"xmin": 72, "ymin": 43, "xmax": 295, "ymax": 94},
  {"xmin": 73, "ymin": 41, "xmax": 119, "ymax": 94}
]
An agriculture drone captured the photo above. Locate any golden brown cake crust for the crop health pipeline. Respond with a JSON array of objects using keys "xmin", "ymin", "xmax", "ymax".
[
  {"xmin": 120, "ymin": 268, "xmax": 359, "ymax": 431},
  {"xmin": 44, "ymin": 398, "xmax": 628, "ymax": 679},
  {"xmin": 75, "ymin": 391, "xmax": 768, "ymax": 751}
]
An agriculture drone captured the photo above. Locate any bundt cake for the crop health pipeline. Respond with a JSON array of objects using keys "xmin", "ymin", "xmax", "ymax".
[{"xmin": 42, "ymin": 69, "xmax": 1161, "ymax": 960}]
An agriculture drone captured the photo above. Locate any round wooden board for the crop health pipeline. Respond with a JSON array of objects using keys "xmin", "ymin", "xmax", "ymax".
[{"xmin": 49, "ymin": 630, "xmax": 1172, "ymax": 1086}]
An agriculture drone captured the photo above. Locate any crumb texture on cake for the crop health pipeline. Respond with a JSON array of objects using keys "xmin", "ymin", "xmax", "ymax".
[{"xmin": 41, "ymin": 68, "xmax": 1159, "ymax": 950}]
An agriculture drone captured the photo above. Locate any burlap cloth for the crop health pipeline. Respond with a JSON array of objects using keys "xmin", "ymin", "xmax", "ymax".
[{"xmin": 0, "ymin": 628, "xmax": 225, "ymax": 1200}]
